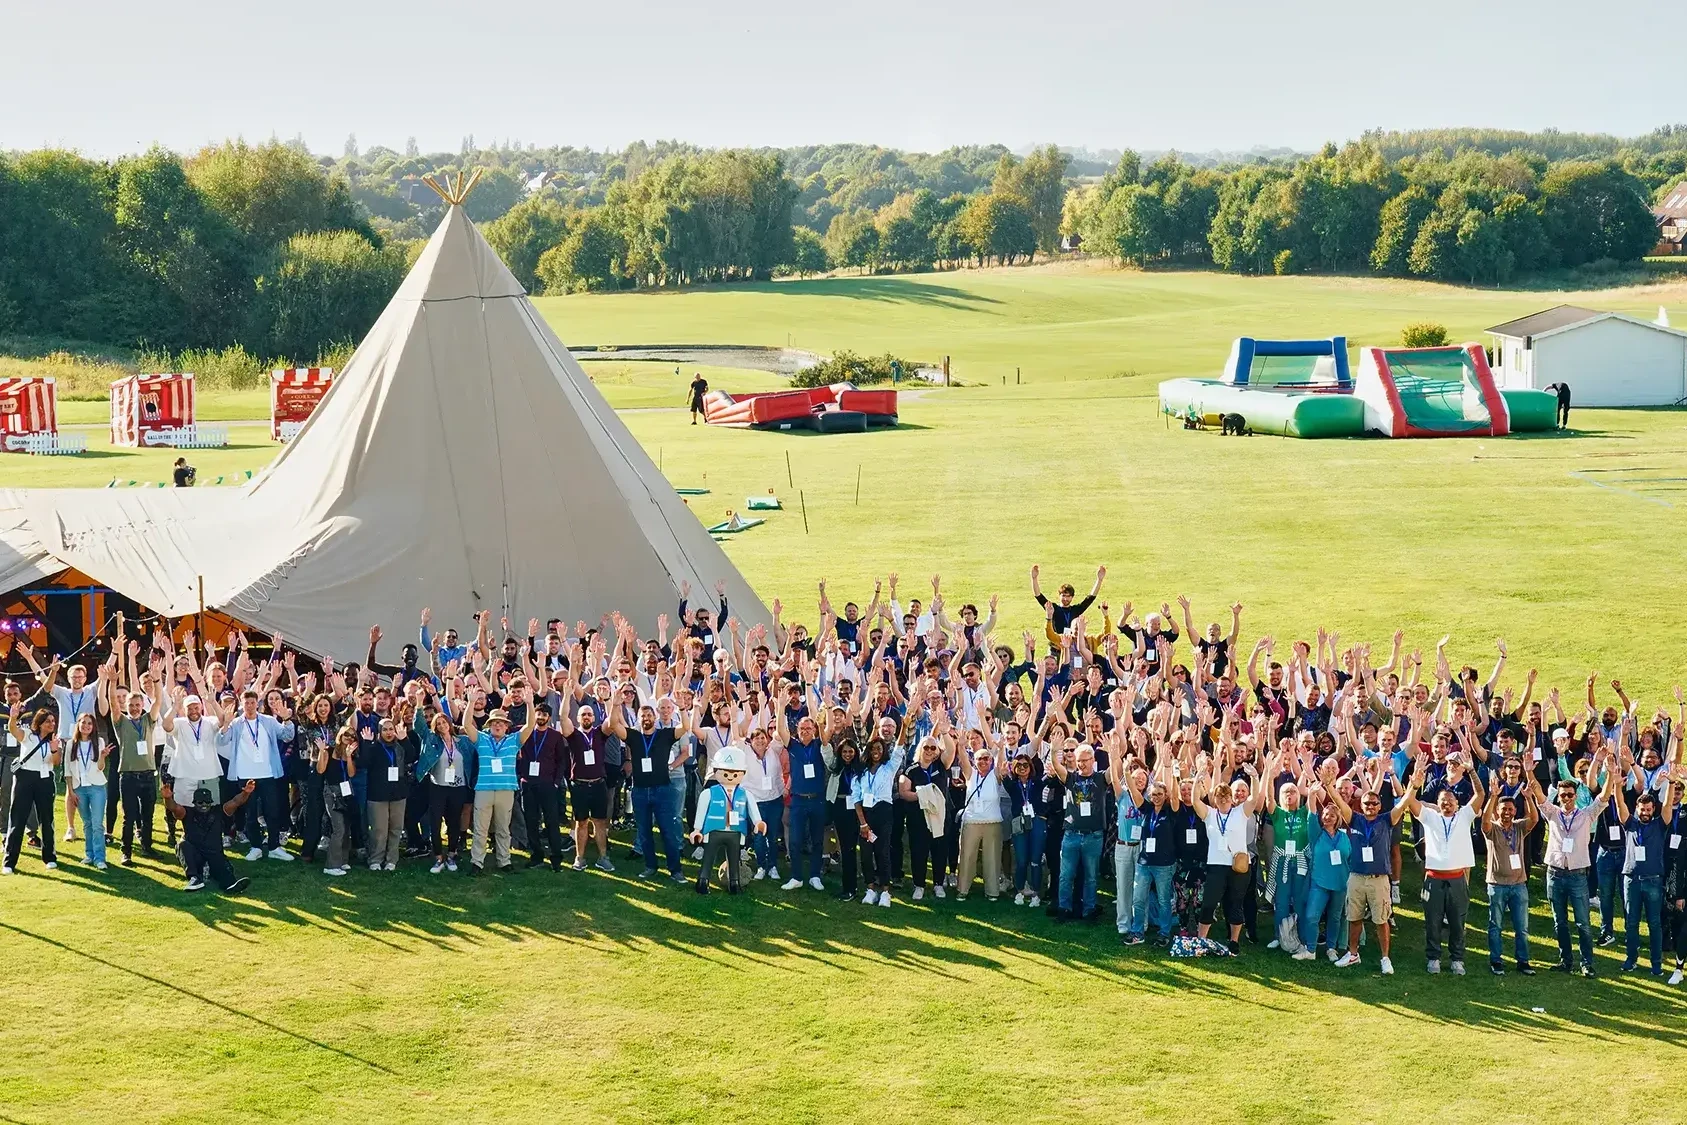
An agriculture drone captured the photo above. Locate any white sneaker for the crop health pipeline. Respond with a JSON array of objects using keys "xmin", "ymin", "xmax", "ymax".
[
  {"xmin": 1028, "ymin": 894, "xmax": 1040, "ymax": 908},
  {"xmin": 44, "ymin": 861, "xmax": 57, "ymax": 870},
  {"xmin": 768, "ymin": 866, "xmax": 780, "ymax": 881},
  {"xmin": 573, "ymin": 858, "xmax": 586, "ymax": 871},
  {"xmin": 1292, "ymin": 949, "xmax": 1317, "ymax": 961},
  {"xmin": 781, "ymin": 878, "xmax": 802, "ymax": 891},
  {"xmin": 94, "ymin": 861, "xmax": 107, "ymax": 870},
  {"xmin": 0, "ymin": 866, "xmax": 12, "ymax": 876},
  {"xmin": 878, "ymin": 890, "xmax": 892, "ymax": 907},
  {"xmin": 753, "ymin": 867, "xmax": 767, "ymax": 881},
  {"xmin": 369, "ymin": 862, "xmax": 381, "ymax": 871},
  {"xmin": 324, "ymin": 867, "xmax": 346, "ymax": 877},
  {"xmin": 1014, "ymin": 892, "xmax": 1025, "ymax": 905},
  {"xmin": 64, "ymin": 827, "xmax": 76, "ymax": 842},
  {"xmin": 268, "ymin": 848, "xmax": 295, "ymax": 862},
  {"xmin": 1380, "ymin": 957, "xmax": 1395, "ymax": 976},
  {"xmin": 1334, "ymin": 951, "xmax": 1360, "ymax": 968},
  {"xmin": 912, "ymin": 886, "xmax": 925, "ymax": 901},
  {"xmin": 934, "ymin": 884, "xmax": 946, "ymax": 899},
  {"xmin": 1670, "ymin": 966, "xmax": 1685, "ymax": 986},
  {"xmin": 245, "ymin": 847, "xmax": 265, "ymax": 862},
  {"xmin": 808, "ymin": 877, "xmax": 824, "ymax": 891},
  {"xmin": 862, "ymin": 889, "xmax": 876, "ymax": 904},
  {"xmin": 384, "ymin": 862, "xmax": 397, "ymax": 872},
  {"xmin": 1267, "ymin": 939, "xmax": 1281, "ymax": 950},
  {"xmin": 430, "ymin": 861, "xmax": 445, "ymax": 874},
  {"xmin": 1327, "ymin": 947, "xmax": 1341, "ymax": 963}
]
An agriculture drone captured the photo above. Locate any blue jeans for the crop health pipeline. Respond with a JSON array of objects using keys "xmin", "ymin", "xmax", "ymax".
[
  {"xmin": 1596, "ymin": 850, "xmax": 1626, "ymax": 936},
  {"xmin": 632, "ymin": 785, "xmax": 683, "ymax": 875},
  {"xmin": 1300, "ymin": 881, "xmax": 1347, "ymax": 953},
  {"xmin": 1487, "ymin": 882, "xmax": 1530, "ymax": 965},
  {"xmin": 1272, "ymin": 851, "xmax": 1308, "ymax": 934},
  {"xmin": 751, "ymin": 798, "xmax": 784, "ymax": 871},
  {"xmin": 1625, "ymin": 873, "xmax": 1665, "ymax": 970},
  {"xmin": 786, "ymin": 795, "xmax": 827, "ymax": 882},
  {"xmin": 76, "ymin": 784, "xmax": 106, "ymax": 865},
  {"xmin": 1058, "ymin": 830, "xmax": 1104, "ymax": 915},
  {"xmin": 1131, "ymin": 861, "xmax": 1176, "ymax": 937},
  {"xmin": 1012, "ymin": 817, "xmax": 1046, "ymax": 893},
  {"xmin": 1548, "ymin": 866, "xmax": 1593, "ymax": 968}
]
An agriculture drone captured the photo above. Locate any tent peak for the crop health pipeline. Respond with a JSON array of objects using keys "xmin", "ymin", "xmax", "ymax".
[{"xmin": 421, "ymin": 167, "xmax": 484, "ymax": 206}]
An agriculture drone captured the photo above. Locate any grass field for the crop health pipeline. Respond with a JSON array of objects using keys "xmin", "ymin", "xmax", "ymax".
[{"xmin": 12, "ymin": 263, "xmax": 1687, "ymax": 1124}]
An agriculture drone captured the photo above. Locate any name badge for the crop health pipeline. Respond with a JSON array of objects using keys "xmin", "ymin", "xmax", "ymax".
[
  {"xmin": 1330, "ymin": 850, "xmax": 1343, "ymax": 866},
  {"xmin": 1673, "ymin": 834, "xmax": 1683, "ymax": 850},
  {"xmin": 1361, "ymin": 846, "xmax": 1375, "ymax": 863},
  {"xmin": 339, "ymin": 780, "xmax": 352, "ymax": 796},
  {"xmin": 1284, "ymin": 840, "xmax": 1297, "ymax": 856},
  {"xmin": 1185, "ymin": 829, "xmax": 1197, "ymax": 845},
  {"xmin": 1531, "ymin": 749, "xmax": 1542, "ymax": 763},
  {"xmin": 1635, "ymin": 844, "xmax": 1648, "ymax": 862},
  {"xmin": 137, "ymin": 746, "xmax": 149, "ymax": 757},
  {"xmin": 1144, "ymin": 838, "xmax": 1157, "ymax": 854},
  {"xmin": 490, "ymin": 758, "xmax": 503, "ymax": 773},
  {"xmin": 803, "ymin": 764, "xmax": 815, "ymax": 780},
  {"xmin": 1128, "ymin": 824, "xmax": 1142, "ymax": 841},
  {"xmin": 528, "ymin": 761, "xmax": 540, "ymax": 778},
  {"xmin": 583, "ymin": 750, "xmax": 596, "ymax": 766},
  {"xmin": 1022, "ymin": 802, "xmax": 1033, "ymax": 817},
  {"xmin": 1608, "ymin": 826, "xmax": 1621, "ymax": 842},
  {"xmin": 727, "ymin": 809, "xmax": 737, "ymax": 827},
  {"xmin": 1078, "ymin": 801, "xmax": 1092, "ymax": 818},
  {"xmin": 1508, "ymin": 854, "xmax": 1522, "ymax": 871},
  {"xmin": 640, "ymin": 758, "xmax": 652, "ymax": 773},
  {"xmin": 387, "ymin": 766, "xmax": 399, "ymax": 782}
]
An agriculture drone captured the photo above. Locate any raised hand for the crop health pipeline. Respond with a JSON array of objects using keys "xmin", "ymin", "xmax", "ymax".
[
  {"xmin": 370, "ymin": 624, "xmax": 383, "ymax": 644},
  {"xmin": 420, "ymin": 606, "xmax": 432, "ymax": 626},
  {"xmin": 714, "ymin": 579, "xmax": 727, "ymax": 598}
]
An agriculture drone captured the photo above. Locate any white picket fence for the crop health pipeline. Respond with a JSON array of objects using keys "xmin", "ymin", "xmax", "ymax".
[
  {"xmin": 140, "ymin": 423, "xmax": 229, "ymax": 449},
  {"xmin": 4, "ymin": 431, "xmax": 88, "ymax": 455}
]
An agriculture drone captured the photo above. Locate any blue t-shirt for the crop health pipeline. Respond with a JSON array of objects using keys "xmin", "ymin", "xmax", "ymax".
[
  {"xmin": 1345, "ymin": 813, "xmax": 1392, "ymax": 876},
  {"xmin": 1627, "ymin": 816, "xmax": 1668, "ymax": 878},
  {"xmin": 1311, "ymin": 822, "xmax": 1352, "ymax": 890}
]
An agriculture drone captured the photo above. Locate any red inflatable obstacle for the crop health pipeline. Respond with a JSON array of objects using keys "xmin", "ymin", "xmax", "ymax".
[{"xmin": 702, "ymin": 383, "xmax": 897, "ymax": 433}]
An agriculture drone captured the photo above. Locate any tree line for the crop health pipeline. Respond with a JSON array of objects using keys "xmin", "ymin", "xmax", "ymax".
[{"xmin": 2, "ymin": 128, "xmax": 1685, "ymax": 362}]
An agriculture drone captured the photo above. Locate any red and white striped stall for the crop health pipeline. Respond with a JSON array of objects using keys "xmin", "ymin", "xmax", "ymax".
[
  {"xmin": 0, "ymin": 376, "xmax": 59, "ymax": 452},
  {"xmin": 110, "ymin": 372, "xmax": 198, "ymax": 447},
  {"xmin": 270, "ymin": 367, "xmax": 334, "ymax": 441}
]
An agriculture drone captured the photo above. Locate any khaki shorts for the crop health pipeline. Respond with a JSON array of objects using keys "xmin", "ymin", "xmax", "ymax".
[{"xmin": 1345, "ymin": 873, "xmax": 1391, "ymax": 924}]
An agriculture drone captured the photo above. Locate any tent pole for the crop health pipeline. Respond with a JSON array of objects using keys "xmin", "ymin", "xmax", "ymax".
[{"xmin": 197, "ymin": 576, "xmax": 205, "ymax": 644}]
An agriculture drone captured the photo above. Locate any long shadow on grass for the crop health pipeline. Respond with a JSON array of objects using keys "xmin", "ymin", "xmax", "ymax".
[
  {"xmin": 20, "ymin": 850, "xmax": 1687, "ymax": 1049},
  {"xmin": 767, "ymin": 277, "xmax": 1003, "ymax": 310}
]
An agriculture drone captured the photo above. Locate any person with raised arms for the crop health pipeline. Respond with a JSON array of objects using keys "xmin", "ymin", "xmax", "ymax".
[
  {"xmin": 1532, "ymin": 747, "xmax": 1617, "ymax": 977},
  {"xmin": 217, "ymin": 688, "xmax": 296, "ymax": 862},
  {"xmin": 1481, "ymin": 766, "xmax": 1540, "ymax": 975},
  {"xmin": 1189, "ymin": 730, "xmax": 1265, "ymax": 955},
  {"xmin": 1613, "ymin": 765, "xmax": 1679, "ymax": 975},
  {"xmin": 461, "ymin": 699, "xmax": 537, "ymax": 875},
  {"xmin": 1401, "ymin": 749, "xmax": 1485, "ymax": 975},
  {"xmin": 2, "ymin": 702, "xmax": 60, "ymax": 874},
  {"xmin": 627, "ymin": 702, "xmax": 687, "ymax": 884},
  {"xmin": 1327, "ymin": 755, "xmax": 1408, "ymax": 974}
]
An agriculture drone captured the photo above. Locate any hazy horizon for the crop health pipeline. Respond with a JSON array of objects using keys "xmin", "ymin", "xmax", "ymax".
[{"xmin": 10, "ymin": 0, "xmax": 1677, "ymax": 159}]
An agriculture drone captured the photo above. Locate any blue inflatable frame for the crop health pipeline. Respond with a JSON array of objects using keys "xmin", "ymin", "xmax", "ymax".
[{"xmin": 1223, "ymin": 336, "xmax": 1351, "ymax": 388}]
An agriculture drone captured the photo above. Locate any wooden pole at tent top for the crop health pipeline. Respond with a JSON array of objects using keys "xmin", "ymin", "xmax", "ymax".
[{"xmin": 197, "ymin": 575, "xmax": 205, "ymax": 642}]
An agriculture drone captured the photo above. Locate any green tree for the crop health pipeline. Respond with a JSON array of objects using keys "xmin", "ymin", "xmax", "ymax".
[
  {"xmin": 1406, "ymin": 205, "xmax": 1459, "ymax": 279},
  {"xmin": 1091, "ymin": 184, "xmax": 1165, "ymax": 266},
  {"xmin": 1492, "ymin": 193, "xmax": 1553, "ymax": 273},
  {"xmin": 879, "ymin": 214, "xmax": 932, "ymax": 270},
  {"xmin": 1370, "ymin": 185, "xmax": 1434, "ymax": 273},
  {"xmin": 463, "ymin": 167, "xmax": 525, "ymax": 223},
  {"xmin": 535, "ymin": 211, "xmax": 624, "ymax": 293},
  {"xmin": 1401, "ymin": 321, "xmax": 1448, "ymax": 347},
  {"xmin": 0, "ymin": 150, "xmax": 118, "ymax": 338},
  {"xmin": 958, "ymin": 193, "xmax": 1035, "ymax": 265},
  {"xmin": 482, "ymin": 195, "xmax": 572, "ymax": 292},
  {"xmin": 1539, "ymin": 161, "xmax": 1657, "ymax": 266},
  {"xmin": 992, "ymin": 144, "xmax": 1070, "ymax": 254},
  {"xmin": 185, "ymin": 140, "xmax": 373, "ymax": 253},
  {"xmin": 785, "ymin": 226, "xmax": 829, "ymax": 277},
  {"xmin": 1455, "ymin": 207, "xmax": 1514, "ymax": 284},
  {"xmin": 246, "ymin": 229, "xmax": 406, "ymax": 361}
]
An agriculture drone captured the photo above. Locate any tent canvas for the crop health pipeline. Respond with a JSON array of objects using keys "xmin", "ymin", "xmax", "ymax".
[{"xmin": 0, "ymin": 200, "xmax": 769, "ymax": 658}]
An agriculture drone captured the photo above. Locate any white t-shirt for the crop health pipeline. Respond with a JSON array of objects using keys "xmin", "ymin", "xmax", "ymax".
[
  {"xmin": 15, "ymin": 731, "xmax": 55, "ymax": 777},
  {"xmin": 1204, "ymin": 806, "xmax": 1250, "ymax": 865},
  {"xmin": 1421, "ymin": 804, "xmax": 1477, "ymax": 870},
  {"xmin": 65, "ymin": 738, "xmax": 106, "ymax": 789},
  {"xmin": 962, "ymin": 767, "xmax": 1003, "ymax": 823},
  {"xmin": 168, "ymin": 713, "xmax": 224, "ymax": 785},
  {"xmin": 742, "ymin": 746, "xmax": 784, "ymax": 803}
]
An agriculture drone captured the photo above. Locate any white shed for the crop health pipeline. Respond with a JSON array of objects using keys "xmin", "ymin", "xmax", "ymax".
[{"xmin": 1487, "ymin": 305, "xmax": 1687, "ymax": 407}]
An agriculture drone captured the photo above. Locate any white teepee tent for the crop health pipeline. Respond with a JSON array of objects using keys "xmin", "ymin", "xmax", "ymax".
[{"xmin": 2, "ymin": 196, "xmax": 768, "ymax": 658}]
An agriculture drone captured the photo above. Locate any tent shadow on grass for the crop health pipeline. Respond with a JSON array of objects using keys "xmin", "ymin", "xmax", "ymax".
[
  {"xmin": 16, "ymin": 853, "xmax": 1687, "ymax": 1050},
  {"xmin": 770, "ymin": 277, "xmax": 1004, "ymax": 310}
]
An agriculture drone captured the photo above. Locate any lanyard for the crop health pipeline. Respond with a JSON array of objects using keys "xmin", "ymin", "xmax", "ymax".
[
  {"xmin": 191, "ymin": 718, "xmax": 204, "ymax": 743},
  {"xmin": 1216, "ymin": 807, "xmax": 1234, "ymax": 839},
  {"xmin": 1501, "ymin": 825, "xmax": 1519, "ymax": 855},
  {"xmin": 1435, "ymin": 812, "xmax": 1456, "ymax": 850},
  {"xmin": 127, "ymin": 717, "xmax": 146, "ymax": 742},
  {"xmin": 78, "ymin": 740, "xmax": 95, "ymax": 769},
  {"xmin": 640, "ymin": 731, "xmax": 657, "ymax": 762},
  {"xmin": 69, "ymin": 692, "xmax": 85, "ymax": 724},
  {"xmin": 245, "ymin": 718, "xmax": 262, "ymax": 751},
  {"xmin": 1147, "ymin": 809, "xmax": 1164, "ymax": 835}
]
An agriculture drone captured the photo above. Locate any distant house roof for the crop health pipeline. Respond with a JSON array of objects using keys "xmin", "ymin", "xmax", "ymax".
[
  {"xmin": 1658, "ymin": 182, "xmax": 1687, "ymax": 220},
  {"xmin": 1486, "ymin": 305, "xmax": 1603, "ymax": 338}
]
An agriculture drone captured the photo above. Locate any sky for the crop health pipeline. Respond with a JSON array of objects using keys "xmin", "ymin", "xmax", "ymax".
[{"xmin": 7, "ymin": 0, "xmax": 1677, "ymax": 158}]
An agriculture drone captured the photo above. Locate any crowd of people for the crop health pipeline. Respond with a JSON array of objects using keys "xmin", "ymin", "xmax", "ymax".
[{"xmin": 5, "ymin": 568, "xmax": 1686, "ymax": 982}]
